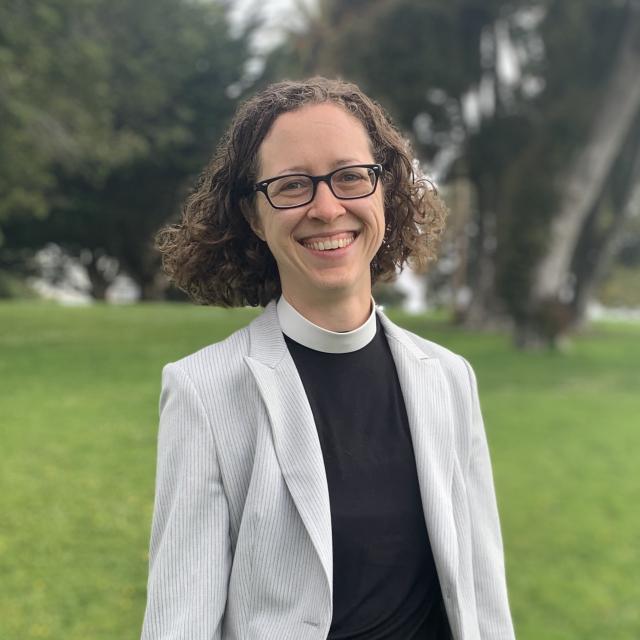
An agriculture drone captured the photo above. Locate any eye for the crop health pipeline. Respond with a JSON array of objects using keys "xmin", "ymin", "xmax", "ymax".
[
  {"xmin": 337, "ymin": 171, "xmax": 366, "ymax": 183},
  {"xmin": 270, "ymin": 176, "xmax": 310, "ymax": 197},
  {"xmin": 281, "ymin": 179, "xmax": 307, "ymax": 191}
]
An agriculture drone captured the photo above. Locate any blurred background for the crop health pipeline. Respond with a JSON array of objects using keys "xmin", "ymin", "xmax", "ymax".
[{"xmin": 1, "ymin": 0, "xmax": 638, "ymax": 638}]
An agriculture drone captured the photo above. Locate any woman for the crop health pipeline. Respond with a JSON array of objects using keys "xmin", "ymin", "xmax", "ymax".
[{"xmin": 141, "ymin": 77, "xmax": 516, "ymax": 640}]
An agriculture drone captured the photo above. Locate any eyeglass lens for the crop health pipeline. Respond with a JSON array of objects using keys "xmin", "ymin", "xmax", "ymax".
[{"xmin": 267, "ymin": 166, "xmax": 376, "ymax": 207}]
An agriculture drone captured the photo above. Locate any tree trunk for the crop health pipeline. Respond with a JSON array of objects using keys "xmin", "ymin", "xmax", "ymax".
[
  {"xmin": 462, "ymin": 208, "xmax": 501, "ymax": 327},
  {"xmin": 139, "ymin": 271, "xmax": 169, "ymax": 301},
  {"xmin": 460, "ymin": 173, "xmax": 507, "ymax": 329},
  {"xmin": 86, "ymin": 257, "xmax": 109, "ymax": 301},
  {"xmin": 571, "ymin": 133, "xmax": 640, "ymax": 326},
  {"xmin": 532, "ymin": 8, "xmax": 640, "ymax": 304}
]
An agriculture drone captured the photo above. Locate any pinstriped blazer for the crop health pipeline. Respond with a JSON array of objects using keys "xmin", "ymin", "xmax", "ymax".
[{"xmin": 141, "ymin": 301, "xmax": 516, "ymax": 640}]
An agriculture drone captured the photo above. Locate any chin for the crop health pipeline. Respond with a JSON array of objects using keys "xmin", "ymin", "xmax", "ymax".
[{"xmin": 307, "ymin": 272, "xmax": 369, "ymax": 296}]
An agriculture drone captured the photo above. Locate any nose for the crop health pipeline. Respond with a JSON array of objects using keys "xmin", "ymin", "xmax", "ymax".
[{"xmin": 307, "ymin": 180, "xmax": 346, "ymax": 222}]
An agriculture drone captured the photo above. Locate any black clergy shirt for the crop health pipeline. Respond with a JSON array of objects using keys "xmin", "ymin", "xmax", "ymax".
[{"xmin": 278, "ymin": 297, "xmax": 452, "ymax": 640}]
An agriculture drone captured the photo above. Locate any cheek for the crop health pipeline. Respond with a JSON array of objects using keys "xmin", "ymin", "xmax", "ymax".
[
  {"xmin": 258, "ymin": 217, "xmax": 294, "ymax": 257},
  {"xmin": 373, "ymin": 201, "xmax": 386, "ymax": 249},
  {"xmin": 374, "ymin": 197, "xmax": 386, "ymax": 232}
]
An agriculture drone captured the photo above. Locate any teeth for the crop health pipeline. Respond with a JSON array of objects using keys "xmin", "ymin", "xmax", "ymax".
[{"xmin": 304, "ymin": 234, "xmax": 355, "ymax": 251}]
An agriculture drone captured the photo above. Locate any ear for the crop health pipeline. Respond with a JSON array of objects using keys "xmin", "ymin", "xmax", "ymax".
[
  {"xmin": 241, "ymin": 200, "xmax": 266, "ymax": 241},
  {"xmin": 249, "ymin": 217, "xmax": 266, "ymax": 241}
]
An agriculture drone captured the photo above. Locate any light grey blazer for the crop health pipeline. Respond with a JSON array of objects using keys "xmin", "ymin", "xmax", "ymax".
[{"xmin": 141, "ymin": 301, "xmax": 516, "ymax": 640}]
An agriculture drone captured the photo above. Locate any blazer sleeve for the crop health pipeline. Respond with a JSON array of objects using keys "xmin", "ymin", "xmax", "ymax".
[
  {"xmin": 461, "ymin": 358, "xmax": 516, "ymax": 640},
  {"xmin": 141, "ymin": 362, "xmax": 231, "ymax": 640}
]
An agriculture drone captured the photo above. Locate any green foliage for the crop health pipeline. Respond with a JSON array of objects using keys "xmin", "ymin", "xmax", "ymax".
[
  {"xmin": 599, "ymin": 265, "xmax": 640, "ymax": 307},
  {"xmin": 1, "ymin": 302, "xmax": 639, "ymax": 639},
  {"xmin": 265, "ymin": 0, "xmax": 502, "ymax": 148},
  {"xmin": 0, "ymin": 0, "xmax": 129, "ymax": 221},
  {"xmin": 0, "ymin": 0, "xmax": 250, "ymax": 295},
  {"xmin": 0, "ymin": 270, "xmax": 36, "ymax": 299}
]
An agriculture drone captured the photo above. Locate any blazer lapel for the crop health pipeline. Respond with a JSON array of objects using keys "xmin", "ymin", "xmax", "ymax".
[
  {"xmin": 244, "ymin": 302, "xmax": 333, "ymax": 597},
  {"xmin": 378, "ymin": 312, "xmax": 460, "ymax": 600}
]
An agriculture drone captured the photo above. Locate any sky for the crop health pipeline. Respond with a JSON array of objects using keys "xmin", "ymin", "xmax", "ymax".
[{"xmin": 229, "ymin": 0, "xmax": 316, "ymax": 54}]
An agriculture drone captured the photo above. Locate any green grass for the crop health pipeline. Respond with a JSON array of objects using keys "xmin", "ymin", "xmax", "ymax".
[{"xmin": 1, "ymin": 302, "xmax": 638, "ymax": 639}]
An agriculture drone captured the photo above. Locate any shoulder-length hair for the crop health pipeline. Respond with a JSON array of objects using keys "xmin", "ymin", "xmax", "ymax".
[{"xmin": 156, "ymin": 76, "xmax": 447, "ymax": 307}]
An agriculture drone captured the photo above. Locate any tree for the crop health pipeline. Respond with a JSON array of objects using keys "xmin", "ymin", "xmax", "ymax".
[
  {"xmin": 266, "ymin": 0, "xmax": 640, "ymax": 346},
  {"xmin": 569, "ymin": 109, "xmax": 640, "ymax": 325},
  {"xmin": 0, "ymin": 0, "xmax": 110, "ymax": 227},
  {"xmin": 1, "ymin": 0, "xmax": 250, "ymax": 298},
  {"xmin": 521, "ymin": 2, "xmax": 640, "ymax": 342}
]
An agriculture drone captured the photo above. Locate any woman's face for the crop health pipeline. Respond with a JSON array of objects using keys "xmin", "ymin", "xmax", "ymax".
[{"xmin": 251, "ymin": 102, "xmax": 385, "ymax": 310}]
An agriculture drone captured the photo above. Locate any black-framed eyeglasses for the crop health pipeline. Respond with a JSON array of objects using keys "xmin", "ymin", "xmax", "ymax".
[{"xmin": 253, "ymin": 163, "xmax": 383, "ymax": 210}]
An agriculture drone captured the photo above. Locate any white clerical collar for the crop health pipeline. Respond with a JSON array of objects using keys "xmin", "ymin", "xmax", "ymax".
[{"xmin": 277, "ymin": 295, "xmax": 377, "ymax": 354}]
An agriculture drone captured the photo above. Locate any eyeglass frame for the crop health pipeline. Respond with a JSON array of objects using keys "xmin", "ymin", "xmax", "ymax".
[{"xmin": 252, "ymin": 163, "xmax": 383, "ymax": 210}]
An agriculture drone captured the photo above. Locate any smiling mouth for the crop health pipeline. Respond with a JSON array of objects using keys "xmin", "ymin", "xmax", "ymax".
[{"xmin": 300, "ymin": 232, "xmax": 357, "ymax": 252}]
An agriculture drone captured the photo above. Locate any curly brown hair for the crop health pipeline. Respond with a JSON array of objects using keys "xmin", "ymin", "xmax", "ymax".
[{"xmin": 156, "ymin": 77, "xmax": 447, "ymax": 307}]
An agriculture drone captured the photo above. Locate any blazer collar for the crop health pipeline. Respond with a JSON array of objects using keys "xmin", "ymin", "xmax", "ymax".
[
  {"xmin": 376, "ymin": 309, "xmax": 433, "ymax": 360},
  {"xmin": 244, "ymin": 301, "xmax": 459, "ymax": 607},
  {"xmin": 245, "ymin": 300, "xmax": 287, "ymax": 367}
]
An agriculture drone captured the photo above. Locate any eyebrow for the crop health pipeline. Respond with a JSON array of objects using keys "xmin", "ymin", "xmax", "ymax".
[{"xmin": 273, "ymin": 159, "xmax": 365, "ymax": 177}]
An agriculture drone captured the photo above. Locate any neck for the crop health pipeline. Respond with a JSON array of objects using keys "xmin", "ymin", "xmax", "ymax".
[{"xmin": 280, "ymin": 288, "xmax": 372, "ymax": 332}]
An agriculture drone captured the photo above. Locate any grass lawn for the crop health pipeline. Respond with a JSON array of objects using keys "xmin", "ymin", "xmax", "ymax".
[{"xmin": 1, "ymin": 301, "xmax": 638, "ymax": 639}]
